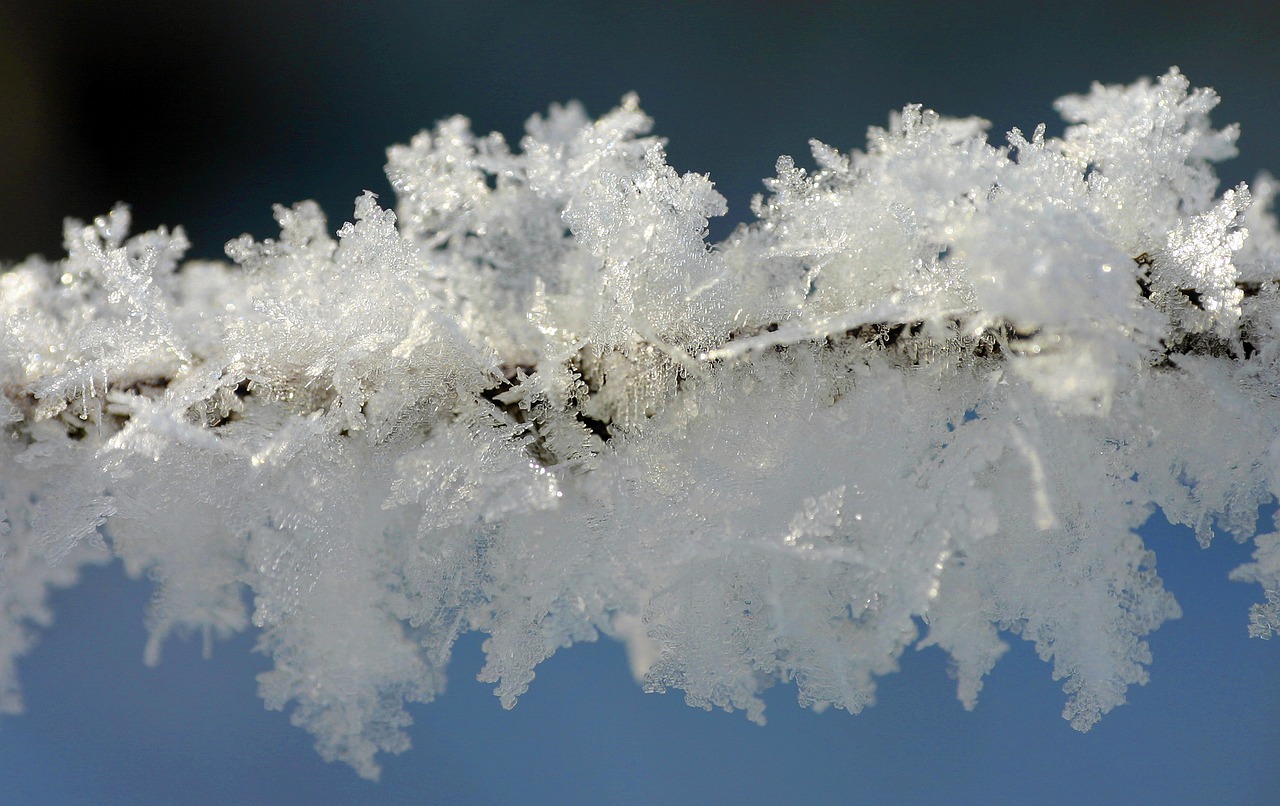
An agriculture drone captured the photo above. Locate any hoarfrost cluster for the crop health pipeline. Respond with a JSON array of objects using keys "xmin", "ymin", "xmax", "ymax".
[{"xmin": 3, "ymin": 69, "xmax": 1279, "ymax": 778}]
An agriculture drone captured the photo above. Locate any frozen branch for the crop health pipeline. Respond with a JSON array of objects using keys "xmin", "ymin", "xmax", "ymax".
[{"xmin": 2, "ymin": 69, "xmax": 1278, "ymax": 778}]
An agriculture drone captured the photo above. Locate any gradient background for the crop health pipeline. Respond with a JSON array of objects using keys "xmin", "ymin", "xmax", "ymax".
[{"xmin": 1, "ymin": 2, "xmax": 1278, "ymax": 803}]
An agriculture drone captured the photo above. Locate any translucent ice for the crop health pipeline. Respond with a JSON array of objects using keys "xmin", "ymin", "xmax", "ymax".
[{"xmin": 2, "ymin": 69, "xmax": 1278, "ymax": 778}]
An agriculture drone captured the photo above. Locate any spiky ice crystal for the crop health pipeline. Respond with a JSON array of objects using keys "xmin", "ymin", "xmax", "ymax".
[{"xmin": 2, "ymin": 69, "xmax": 1278, "ymax": 778}]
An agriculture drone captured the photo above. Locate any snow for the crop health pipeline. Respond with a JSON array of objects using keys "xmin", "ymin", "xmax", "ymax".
[{"xmin": 2, "ymin": 69, "xmax": 1278, "ymax": 778}]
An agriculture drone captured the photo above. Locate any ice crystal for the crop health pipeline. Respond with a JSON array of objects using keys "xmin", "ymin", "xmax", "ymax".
[{"xmin": 2, "ymin": 69, "xmax": 1278, "ymax": 778}]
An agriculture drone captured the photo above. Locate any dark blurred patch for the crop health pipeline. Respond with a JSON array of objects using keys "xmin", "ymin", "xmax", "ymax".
[{"xmin": 3, "ymin": 0, "xmax": 1278, "ymax": 262}]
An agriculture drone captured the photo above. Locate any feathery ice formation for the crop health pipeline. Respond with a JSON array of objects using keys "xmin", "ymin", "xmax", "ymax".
[{"xmin": 2, "ymin": 69, "xmax": 1279, "ymax": 778}]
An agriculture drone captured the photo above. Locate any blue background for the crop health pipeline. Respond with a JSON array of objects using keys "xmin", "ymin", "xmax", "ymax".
[{"xmin": 1, "ymin": 2, "xmax": 1278, "ymax": 803}]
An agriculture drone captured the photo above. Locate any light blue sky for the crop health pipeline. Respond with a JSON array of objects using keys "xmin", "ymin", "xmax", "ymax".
[{"xmin": 1, "ymin": 512, "xmax": 1276, "ymax": 804}]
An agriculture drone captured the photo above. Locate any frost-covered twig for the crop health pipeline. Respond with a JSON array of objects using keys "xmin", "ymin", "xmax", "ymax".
[{"xmin": 2, "ymin": 69, "xmax": 1279, "ymax": 779}]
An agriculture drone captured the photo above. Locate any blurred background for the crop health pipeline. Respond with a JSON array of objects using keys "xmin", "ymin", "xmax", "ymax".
[{"xmin": 1, "ymin": 1, "xmax": 1278, "ymax": 803}]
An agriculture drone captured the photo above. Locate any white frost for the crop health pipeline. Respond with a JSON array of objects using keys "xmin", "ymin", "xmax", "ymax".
[{"xmin": 1, "ymin": 69, "xmax": 1277, "ymax": 778}]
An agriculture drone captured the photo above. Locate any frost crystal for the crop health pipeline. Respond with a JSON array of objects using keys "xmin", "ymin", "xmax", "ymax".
[{"xmin": 2, "ymin": 69, "xmax": 1278, "ymax": 777}]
